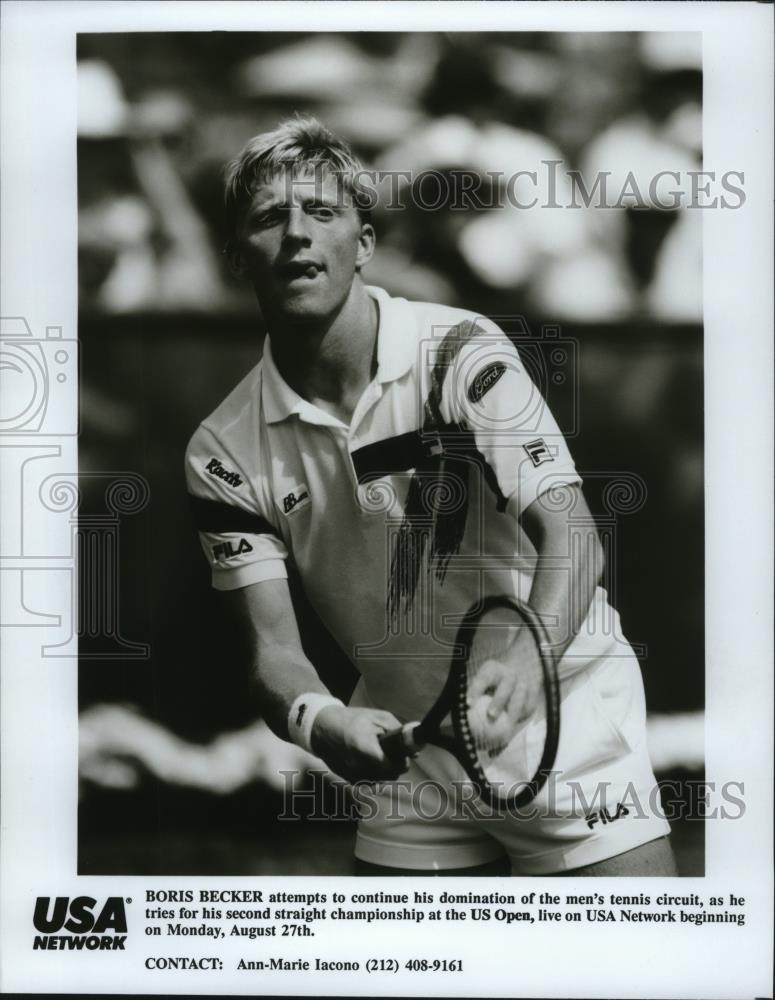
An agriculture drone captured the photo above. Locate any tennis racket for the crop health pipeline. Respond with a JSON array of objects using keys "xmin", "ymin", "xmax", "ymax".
[{"xmin": 378, "ymin": 595, "xmax": 560, "ymax": 809}]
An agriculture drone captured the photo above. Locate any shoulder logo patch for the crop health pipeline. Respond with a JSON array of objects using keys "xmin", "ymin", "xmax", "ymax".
[
  {"xmin": 468, "ymin": 362, "xmax": 507, "ymax": 403},
  {"xmin": 523, "ymin": 439, "xmax": 554, "ymax": 467},
  {"xmin": 282, "ymin": 484, "xmax": 311, "ymax": 516},
  {"xmin": 205, "ymin": 457, "xmax": 243, "ymax": 488}
]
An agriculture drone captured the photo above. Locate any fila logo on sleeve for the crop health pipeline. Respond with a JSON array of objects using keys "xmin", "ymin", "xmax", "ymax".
[
  {"xmin": 282, "ymin": 485, "xmax": 311, "ymax": 516},
  {"xmin": 212, "ymin": 538, "xmax": 254, "ymax": 562},
  {"xmin": 523, "ymin": 439, "xmax": 554, "ymax": 467}
]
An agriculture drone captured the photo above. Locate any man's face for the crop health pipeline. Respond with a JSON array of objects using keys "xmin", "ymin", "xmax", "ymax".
[{"xmin": 232, "ymin": 168, "xmax": 374, "ymax": 324}]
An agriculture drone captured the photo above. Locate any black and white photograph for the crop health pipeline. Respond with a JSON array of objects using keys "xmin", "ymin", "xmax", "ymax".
[
  {"xmin": 76, "ymin": 27, "xmax": 706, "ymax": 879},
  {"xmin": 1, "ymin": 2, "xmax": 772, "ymax": 997}
]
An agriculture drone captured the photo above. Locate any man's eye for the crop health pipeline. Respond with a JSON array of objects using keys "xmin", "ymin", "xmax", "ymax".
[
  {"xmin": 256, "ymin": 210, "xmax": 282, "ymax": 227},
  {"xmin": 309, "ymin": 205, "xmax": 335, "ymax": 220}
]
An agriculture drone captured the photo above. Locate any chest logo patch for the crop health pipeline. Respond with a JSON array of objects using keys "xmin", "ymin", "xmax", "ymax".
[
  {"xmin": 282, "ymin": 484, "xmax": 311, "ymax": 516},
  {"xmin": 468, "ymin": 362, "xmax": 507, "ymax": 403},
  {"xmin": 523, "ymin": 438, "xmax": 554, "ymax": 467}
]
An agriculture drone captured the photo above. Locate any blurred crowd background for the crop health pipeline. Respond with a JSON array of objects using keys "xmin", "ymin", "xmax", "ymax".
[{"xmin": 76, "ymin": 31, "xmax": 704, "ymax": 876}]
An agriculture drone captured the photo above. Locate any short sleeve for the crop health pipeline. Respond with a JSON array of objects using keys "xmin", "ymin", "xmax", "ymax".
[
  {"xmin": 440, "ymin": 320, "xmax": 581, "ymax": 518},
  {"xmin": 185, "ymin": 424, "xmax": 288, "ymax": 591}
]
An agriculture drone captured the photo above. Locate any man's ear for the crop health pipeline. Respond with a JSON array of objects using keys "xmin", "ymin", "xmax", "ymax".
[
  {"xmin": 354, "ymin": 222, "xmax": 376, "ymax": 272},
  {"xmin": 225, "ymin": 240, "xmax": 248, "ymax": 279}
]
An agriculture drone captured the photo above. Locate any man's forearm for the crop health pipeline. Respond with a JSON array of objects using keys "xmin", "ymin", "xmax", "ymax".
[
  {"xmin": 250, "ymin": 643, "xmax": 406, "ymax": 783},
  {"xmin": 229, "ymin": 581, "xmax": 336, "ymax": 743},
  {"xmin": 528, "ymin": 524, "xmax": 604, "ymax": 669},
  {"xmin": 251, "ymin": 644, "xmax": 332, "ymax": 741},
  {"xmin": 520, "ymin": 486, "xmax": 605, "ymax": 672}
]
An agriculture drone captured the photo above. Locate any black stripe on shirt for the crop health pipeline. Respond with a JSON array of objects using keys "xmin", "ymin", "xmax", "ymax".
[
  {"xmin": 351, "ymin": 429, "xmax": 433, "ymax": 484},
  {"xmin": 351, "ymin": 428, "xmax": 507, "ymax": 511},
  {"xmin": 188, "ymin": 495, "xmax": 277, "ymax": 536}
]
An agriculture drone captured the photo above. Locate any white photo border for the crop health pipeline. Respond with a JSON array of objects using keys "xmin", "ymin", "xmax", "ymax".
[{"xmin": 1, "ymin": 2, "xmax": 772, "ymax": 997}]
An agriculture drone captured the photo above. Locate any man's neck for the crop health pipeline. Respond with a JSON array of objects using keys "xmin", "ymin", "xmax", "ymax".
[{"xmin": 267, "ymin": 281, "xmax": 379, "ymax": 426}]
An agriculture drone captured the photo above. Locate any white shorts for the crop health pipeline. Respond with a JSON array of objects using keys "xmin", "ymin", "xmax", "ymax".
[{"xmin": 353, "ymin": 654, "xmax": 671, "ymax": 874}]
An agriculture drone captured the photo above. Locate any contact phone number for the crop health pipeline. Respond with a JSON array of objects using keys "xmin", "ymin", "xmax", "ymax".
[{"xmin": 366, "ymin": 958, "xmax": 463, "ymax": 973}]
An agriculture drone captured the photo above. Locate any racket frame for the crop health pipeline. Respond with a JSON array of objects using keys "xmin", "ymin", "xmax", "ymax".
[
  {"xmin": 451, "ymin": 595, "xmax": 560, "ymax": 809},
  {"xmin": 379, "ymin": 595, "xmax": 560, "ymax": 809}
]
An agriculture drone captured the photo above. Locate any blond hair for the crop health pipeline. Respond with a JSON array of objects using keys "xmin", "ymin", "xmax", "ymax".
[{"xmin": 224, "ymin": 115, "xmax": 373, "ymax": 234}]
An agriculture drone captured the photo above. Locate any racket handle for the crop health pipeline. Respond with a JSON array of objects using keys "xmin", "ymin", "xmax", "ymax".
[{"xmin": 379, "ymin": 722, "xmax": 422, "ymax": 763}]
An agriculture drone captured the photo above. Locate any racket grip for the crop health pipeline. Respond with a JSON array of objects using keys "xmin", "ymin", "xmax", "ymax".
[{"xmin": 379, "ymin": 723, "xmax": 421, "ymax": 763}]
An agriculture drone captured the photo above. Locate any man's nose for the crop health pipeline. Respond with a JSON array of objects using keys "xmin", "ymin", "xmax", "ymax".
[{"xmin": 283, "ymin": 205, "xmax": 311, "ymax": 243}]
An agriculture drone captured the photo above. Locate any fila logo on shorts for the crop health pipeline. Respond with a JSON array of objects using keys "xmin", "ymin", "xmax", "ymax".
[
  {"xmin": 206, "ymin": 457, "xmax": 243, "ymax": 488},
  {"xmin": 586, "ymin": 803, "xmax": 630, "ymax": 829},
  {"xmin": 523, "ymin": 438, "xmax": 554, "ymax": 467},
  {"xmin": 282, "ymin": 485, "xmax": 310, "ymax": 515}
]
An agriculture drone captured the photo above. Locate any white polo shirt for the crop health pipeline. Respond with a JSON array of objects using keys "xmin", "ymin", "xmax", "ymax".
[{"xmin": 185, "ymin": 285, "xmax": 627, "ymax": 722}]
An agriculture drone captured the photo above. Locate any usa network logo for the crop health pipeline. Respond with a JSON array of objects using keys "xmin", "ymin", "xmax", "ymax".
[{"xmin": 32, "ymin": 896, "xmax": 129, "ymax": 951}]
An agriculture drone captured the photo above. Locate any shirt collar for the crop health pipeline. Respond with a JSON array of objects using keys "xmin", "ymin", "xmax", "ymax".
[
  {"xmin": 261, "ymin": 285, "xmax": 416, "ymax": 425},
  {"xmin": 368, "ymin": 284, "xmax": 416, "ymax": 385},
  {"xmin": 261, "ymin": 337, "xmax": 306, "ymax": 425}
]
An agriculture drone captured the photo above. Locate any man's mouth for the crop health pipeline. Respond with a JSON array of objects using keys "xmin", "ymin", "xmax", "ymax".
[{"xmin": 279, "ymin": 260, "xmax": 324, "ymax": 280}]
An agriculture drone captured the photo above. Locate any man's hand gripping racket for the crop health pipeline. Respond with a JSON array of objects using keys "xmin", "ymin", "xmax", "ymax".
[{"xmin": 378, "ymin": 596, "xmax": 560, "ymax": 808}]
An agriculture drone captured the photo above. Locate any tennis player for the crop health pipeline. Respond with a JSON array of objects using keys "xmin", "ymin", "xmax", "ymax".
[{"xmin": 185, "ymin": 116, "xmax": 676, "ymax": 876}]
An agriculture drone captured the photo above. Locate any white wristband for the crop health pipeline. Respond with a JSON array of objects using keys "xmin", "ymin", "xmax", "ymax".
[{"xmin": 287, "ymin": 693, "xmax": 344, "ymax": 754}]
